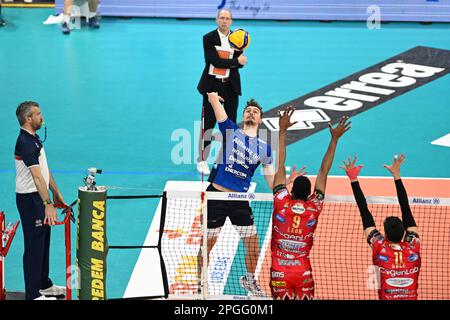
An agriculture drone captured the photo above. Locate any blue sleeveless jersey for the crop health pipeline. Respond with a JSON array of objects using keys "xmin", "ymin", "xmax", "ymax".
[{"xmin": 208, "ymin": 118, "xmax": 272, "ymax": 192}]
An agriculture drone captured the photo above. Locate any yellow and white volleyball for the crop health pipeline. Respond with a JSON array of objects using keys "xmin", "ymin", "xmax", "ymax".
[{"xmin": 228, "ymin": 29, "xmax": 251, "ymax": 51}]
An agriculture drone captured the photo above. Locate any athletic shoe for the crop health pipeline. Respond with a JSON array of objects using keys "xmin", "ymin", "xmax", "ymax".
[
  {"xmin": 61, "ymin": 22, "xmax": 70, "ymax": 35},
  {"xmin": 34, "ymin": 295, "xmax": 57, "ymax": 300},
  {"xmin": 39, "ymin": 285, "xmax": 66, "ymax": 296},
  {"xmin": 240, "ymin": 276, "xmax": 265, "ymax": 297},
  {"xmin": 88, "ymin": 16, "xmax": 100, "ymax": 28},
  {"xmin": 0, "ymin": 17, "xmax": 6, "ymax": 27},
  {"xmin": 196, "ymin": 161, "xmax": 210, "ymax": 175}
]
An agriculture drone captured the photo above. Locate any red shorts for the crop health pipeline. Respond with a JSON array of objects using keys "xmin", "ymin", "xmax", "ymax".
[{"xmin": 270, "ymin": 269, "xmax": 315, "ymax": 300}]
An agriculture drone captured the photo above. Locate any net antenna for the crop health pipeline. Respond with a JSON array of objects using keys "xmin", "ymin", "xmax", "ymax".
[{"xmin": 200, "ymin": 105, "xmax": 208, "ymax": 298}]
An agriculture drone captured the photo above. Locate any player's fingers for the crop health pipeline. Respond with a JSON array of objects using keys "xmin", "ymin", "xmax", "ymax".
[{"xmin": 288, "ymin": 107, "xmax": 295, "ymax": 117}]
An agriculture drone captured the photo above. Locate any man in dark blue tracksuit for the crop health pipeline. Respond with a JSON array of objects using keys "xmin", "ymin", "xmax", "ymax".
[{"xmin": 15, "ymin": 101, "xmax": 67, "ymax": 300}]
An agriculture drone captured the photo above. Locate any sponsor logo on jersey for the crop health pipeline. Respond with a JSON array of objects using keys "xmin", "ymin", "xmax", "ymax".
[
  {"xmin": 392, "ymin": 294, "xmax": 411, "ymax": 299},
  {"xmin": 408, "ymin": 254, "xmax": 419, "ymax": 262},
  {"xmin": 386, "ymin": 278, "xmax": 414, "ymax": 288},
  {"xmin": 279, "ymin": 240, "xmax": 307, "ymax": 251},
  {"xmin": 275, "ymin": 214, "xmax": 286, "ymax": 224},
  {"xmin": 385, "ymin": 289, "xmax": 413, "ymax": 294},
  {"xmin": 277, "ymin": 259, "xmax": 302, "ymax": 267},
  {"xmin": 271, "ymin": 271, "xmax": 285, "ymax": 278},
  {"xmin": 381, "ymin": 267, "xmax": 419, "ymax": 277},
  {"xmin": 306, "ymin": 219, "xmax": 317, "ymax": 228},
  {"xmin": 302, "ymin": 270, "xmax": 312, "ymax": 277},
  {"xmin": 291, "ymin": 204, "xmax": 305, "ymax": 214},
  {"xmin": 378, "ymin": 254, "xmax": 389, "ymax": 262},
  {"xmin": 224, "ymin": 166, "xmax": 247, "ymax": 179},
  {"xmin": 276, "ymin": 250, "xmax": 297, "ymax": 259},
  {"xmin": 271, "ymin": 281, "xmax": 286, "ymax": 287}
]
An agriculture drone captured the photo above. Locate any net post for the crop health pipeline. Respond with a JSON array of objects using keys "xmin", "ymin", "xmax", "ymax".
[
  {"xmin": 158, "ymin": 192, "xmax": 169, "ymax": 298},
  {"xmin": 65, "ymin": 209, "xmax": 72, "ymax": 300},
  {"xmin": 77, "ymin": 186, "xmax": 108, "ymax": 300},
  {"xmin": 0, "ymin": 212, "xmax": 5, "ymax": 301},
  {"xmin": 201, "ymin": 191, "xmax": 208, "ymax": 299}
]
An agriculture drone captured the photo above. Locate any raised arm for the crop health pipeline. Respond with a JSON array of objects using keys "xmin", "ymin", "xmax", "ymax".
[
  {"xmin": 273, "ymin": 106, "xmax": 297, "ymax": 187},
  {"xmin": 384, "ymin": 154, "xmax": 418, "ymax": 234},
  {"xmin": 341, "ymin": 156, "xmax": 376, "ymax": 238},
  {"xmin": 272, "ymin": 106, "xmax": 306, "ymax": 191},
  {"xmin": 207, "ymin": 92, "xmax": 227, "ymax": 122},
  {"xmin": 314, "ymin": 116, "xmax": 351, "ymax": 194}
]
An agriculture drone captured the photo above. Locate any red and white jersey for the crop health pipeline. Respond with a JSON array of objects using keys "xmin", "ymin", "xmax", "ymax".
[
  {"xmin": 271, "ymin": 185, "xmax": 324, "ymax": 272},
  {"xmin": 369, "ymin": 230, "xmax": 421, "ymax": 300}
]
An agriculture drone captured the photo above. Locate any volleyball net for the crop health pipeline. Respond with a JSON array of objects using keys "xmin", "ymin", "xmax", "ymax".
[{"xmin": 160, "ymin": 190, "xmax": 450, "ymax": 300}]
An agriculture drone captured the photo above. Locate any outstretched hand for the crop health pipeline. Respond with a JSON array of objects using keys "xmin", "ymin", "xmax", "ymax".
[
  {"xmin": 329, "ymin": 116, "xmax": 351, "ymax": 140},
  {"xmin": 278, "ymin": 105, "xmax": 298, "ymax": 131},
  {"xmin": 383, "ymin": 154, "xmax": 405, "ymax": 179},
  {"xmin": 207, "ymin": 92, "xmax": 224, "ymax": 105},
  {"xmin": 286, "ymin": 165, "xmax": 307, "ymax": 185},
  {"xmin": 339, "ymin": 156, "xmax": 363, "ymax": 181}
]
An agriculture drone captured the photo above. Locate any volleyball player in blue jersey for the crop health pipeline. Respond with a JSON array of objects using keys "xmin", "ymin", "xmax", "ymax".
[{"xmin": 203, "ymin": 92, "xmax": 299, "ymax": 296}]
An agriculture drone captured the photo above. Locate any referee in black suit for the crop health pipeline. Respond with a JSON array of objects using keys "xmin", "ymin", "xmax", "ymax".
[{"xmin": 196, "ymin": 9, "xmax": 247, "ymax": 174}]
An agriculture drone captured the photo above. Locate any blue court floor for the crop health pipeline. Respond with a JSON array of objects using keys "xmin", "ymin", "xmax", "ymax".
[{"xmin": 0, "ymin": 8, "xmax": 449, "ymax": 298}]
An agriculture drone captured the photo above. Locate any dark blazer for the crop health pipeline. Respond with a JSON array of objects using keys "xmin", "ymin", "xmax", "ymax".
[{"xmin": 197, "ymin": 29, "xmax": 244, "ymax": 96}]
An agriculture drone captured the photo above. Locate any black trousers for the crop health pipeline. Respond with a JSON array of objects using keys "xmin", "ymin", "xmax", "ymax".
[
  {"xmin": 198, "ymin": 80, "xmax": 239, "ymax": 162},
  {"xmin": 16, "ymin": 192, "xmax": 53, "ymax": 300}
]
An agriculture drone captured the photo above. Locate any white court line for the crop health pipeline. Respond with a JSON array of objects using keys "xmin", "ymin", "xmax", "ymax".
[{"xmin": 431, "ymin": 133, "xmax": 450, "ymax": 148}]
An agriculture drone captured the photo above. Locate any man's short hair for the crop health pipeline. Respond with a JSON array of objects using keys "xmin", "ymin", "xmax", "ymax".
[
  {"xmin": 291, "ymin": 176, "xmax": 311, "ymax": 201},
  {"xmin": 217, "ymin": 9, "xmax": 232, "ymax": 19},
  {"xmin": 16, "ymin": 101, "xmax": 39, "ymax": 126},
  {"xmin": 384, "ymin": 216, "xmax": 405, "ymax": 243},
  {"xmin": 243, "ymin": 98, "xmax": 263, "ymax": 117}
]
